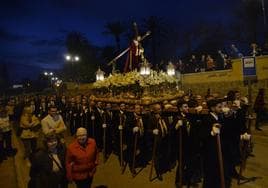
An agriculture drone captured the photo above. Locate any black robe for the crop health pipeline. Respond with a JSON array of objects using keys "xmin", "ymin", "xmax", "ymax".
[
  {"xmin": 125, "ymin": 113, "xmax": 150, "ymax": 168},
  {"xmin": 147, "ymin": 113, "xmax": 170, "ymax": 175},
  {"xmin": 201, "ymin": 112, "xmax": 232, "ymax": 188}
]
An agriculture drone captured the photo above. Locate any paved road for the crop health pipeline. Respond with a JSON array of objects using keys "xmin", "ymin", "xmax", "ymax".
[{"xmin": 1, "ymin": 124, "xmax": 268, "ymax": 188}]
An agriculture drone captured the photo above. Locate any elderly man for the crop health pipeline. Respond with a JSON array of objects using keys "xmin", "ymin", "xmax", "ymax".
[{"xmin": 66, "ymin": 127, "xmax": 99, "ymax": 188}]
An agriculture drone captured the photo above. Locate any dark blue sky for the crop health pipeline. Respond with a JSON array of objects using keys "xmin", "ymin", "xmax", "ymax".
[{"xmin": 0, "ymin": 0, "xmax": 236, "ymax": 81}]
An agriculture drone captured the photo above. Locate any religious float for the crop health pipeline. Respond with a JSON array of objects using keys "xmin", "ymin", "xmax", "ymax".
[{"xmin": 91, "ymin": 23, "xmax": 184, "ymax": 111}]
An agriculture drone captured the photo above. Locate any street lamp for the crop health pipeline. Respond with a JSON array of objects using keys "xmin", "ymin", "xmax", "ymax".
[
  {"xmin": 167, "ymin": 62, "xmax": 175, "ymax": 76},
  {"xmin": 140, "ymin": 60, "xmax": 151, "ymax": 76},
  {"xmin": 96, "ymin": 67, "xmax": 105, "ymax": 81},
  {"xmin": 74, "ymin": 56, "xmax": 80, "ymax": 61},
  {"xmin": 51, "ymin": 77, "xmax": 59, "ymax": 81},
  {"xmin": 65, "ymin": 54, "xmax": 80, "ymax": 63},
  {"xmin": 43, "ymin": 71, "xmax": 54, "ymax": 77},
  {"xmin": 43, "ymin": 71, "xmax": 54, "ymax": 88}
]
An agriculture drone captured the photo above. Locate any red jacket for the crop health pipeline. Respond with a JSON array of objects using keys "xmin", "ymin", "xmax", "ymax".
[{"xmin": 66, "ymin": 138, "xmax": 99, "ymax": 181}]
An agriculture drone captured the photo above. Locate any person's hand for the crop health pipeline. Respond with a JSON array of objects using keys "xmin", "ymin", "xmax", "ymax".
[
  {"xmin": 211, "ymin": 124, "xmax": 221, "ymax": 136},
  {"xmin": 240, "ymin": 133, "xmax": 251, "ymax": 140},
  {"xmin": 175, "ymin": 120, "xmax": 183, "ymax": 130},
  {"xmin": 91, "ymin": 115, "xmax": 95, "ymax": 120},
  {"xmin": 195, "ymin": 106, "xmax": 203, "ymax": 113},
  {"xmin": 118, "ymin": 125, "xmax": 123, "ymax": 130},
  {"xmin": 102, "ymin": 124, "xmax": 107, "ymax": 128},
  {"xmin": 153, "ymin": 129, "xmax": 159, "ymax": 135},
  {"xmin": 133, "ymin": 126, "xmax": 139, "ymax": 133}
]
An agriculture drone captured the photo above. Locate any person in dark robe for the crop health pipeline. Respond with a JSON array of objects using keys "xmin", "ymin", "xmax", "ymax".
[
  {"xmin": 200, "ymin": 99, "xmax": 231, "ymax": 188},
  {"xmin": 66, "ymin": 98, "xmax": 78, "ymax": 136},
  {"xmin": 94, "ymin": 101, "xmax": 105, "ymax": 150},
  {"xmin": 125, "ymin": 104, "xmax": 150, "ymax": 175},
  {"xmin": 174, "ymin": 99, "xmax": 202, "ymax": 187},
  {"xmin": 148, "ymin": 103, "xmax": 170, "ymax": 181},
  {"xmin": 102, "ymin": 103, "xmax": 114, "ymax": 159},
  {"xmin": 112, "ymin": 103, "xmax": 128, "ymax": 164}
]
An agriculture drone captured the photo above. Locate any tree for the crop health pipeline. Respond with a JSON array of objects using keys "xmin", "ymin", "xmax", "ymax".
[
  {"xmin": 103, "ymin": 21, "xmax": 126, "ymax": 52},
  {"xmin": 233, "ymin": 0, "xmax": 263, "ymax": 43},
  {"xmin": 142, "ymin": 16, "xmax": 168, "ymax": 65},
  {"xmin": 0, "ymin": 63, "xmax": 9, "ymax": 91},
  {"xmin": 63, "ymin": 31, "xmax": 99, "ymax": 83}
]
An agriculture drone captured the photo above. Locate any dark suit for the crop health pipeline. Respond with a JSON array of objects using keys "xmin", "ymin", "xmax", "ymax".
[
  {"xmin": 201, "ymin": 112, "xmax": 231, "ymax": 188},
  {"xmin": 125, "ymin": 113, "xmax": 150, "ymax": 168},
  {"xmin": 148, "ymin": 113, "xmax": 170, "ymax": 176},
  {"xmin": 28, "ymin": 145, "xmax": 67, "ymax": 188}
]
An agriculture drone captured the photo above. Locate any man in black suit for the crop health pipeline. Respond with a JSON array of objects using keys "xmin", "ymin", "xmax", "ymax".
[
  {"xmin": 125, "ymin": 104, "xmax": 150, "ymax": 175},
  {"xmin": 148, "ymin": 103, "xmax": 170, "ymax": 181},
  {"xmin": 201, "ymin": 99, "xmax": 231, "ymax": 188}
]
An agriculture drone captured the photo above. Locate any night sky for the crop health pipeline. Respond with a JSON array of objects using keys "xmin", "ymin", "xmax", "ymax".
[{"xmin": 0, "ymin": 0, "xmax": 235, "ymax": 82}]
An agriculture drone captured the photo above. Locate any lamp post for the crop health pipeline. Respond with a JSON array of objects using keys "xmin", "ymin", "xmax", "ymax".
[
  {"xmin": 96, "ymin": 67, "xmax": 105, "ymax": 81},
  {"xmin": 65, "ymin": 54, "xmax": 80, "ymax": 82},
  {"xmin": 65, "ymin": 55, "xmax": 80, "ymax": 63},
  {"xmin": 43, "ymin": 71, "xmax": 54, "ymax": 88},
  {"xmin": 139, "ymin": 60, "xmax": 151, "ymax": 76}
]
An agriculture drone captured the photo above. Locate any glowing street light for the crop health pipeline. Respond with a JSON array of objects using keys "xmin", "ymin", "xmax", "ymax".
[
  {"xmin": 65, "ymin": 55, "xmax": 71, "ymax": 61},
  {"xmin": 74, "ymin": 56, "xmax": 80, "ymax": 61},
  {"xmin": 65, "ymin": 54, "xmax": 80, "ymax": 62}
]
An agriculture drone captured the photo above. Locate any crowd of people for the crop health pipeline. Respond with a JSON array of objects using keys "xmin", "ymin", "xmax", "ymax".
[
  {"xmin": 0, "ymin": 88, "xmax": 266, "ymax": 188},
  {"xmin": 172, "ymin": 53, "xmax": 233, "ymax": 74}
]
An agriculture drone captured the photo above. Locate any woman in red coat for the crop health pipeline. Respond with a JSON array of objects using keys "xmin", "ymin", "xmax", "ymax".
[{"xmin": 66, "ymin": 127, "xmax": 99, "ymax": 188}]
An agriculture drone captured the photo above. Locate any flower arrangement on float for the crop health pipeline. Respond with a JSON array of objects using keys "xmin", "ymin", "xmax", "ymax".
[
  {"xmin": 93, "ymin": 70, "xmax": 176, "ymax": 88},
  {"xmin": 92, "ymin": 70, "xmax": 177, "ymax": 98}
]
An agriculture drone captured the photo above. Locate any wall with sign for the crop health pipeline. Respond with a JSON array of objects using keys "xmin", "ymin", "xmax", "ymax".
[
  {"xmin": 182, "ymin": 55, "xmax": 268, "ymax": 107},
  {"xmin": 183, "ymin": 55, "xmax": 268, "ymax": 84}
]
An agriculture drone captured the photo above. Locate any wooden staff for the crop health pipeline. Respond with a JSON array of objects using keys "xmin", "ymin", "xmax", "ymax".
[
  {"xmin": 216, "ymin": 133, "xmax": 225, "ymax": 188},
  {"xmin": 149, "ymin": 133, "xmax": 158, "ymax": 181},
  {"xmin": 103, "ymin": 114, "xmax": 107, "ymax": 162},
  {"xmin": 131, "ymin": 132, "xmax": 138, "ymax": 177},
  {"xmin": 120, "ymin": 128, "xmax": 124, "ymax": 169},
  {"xmin": 119, "ymin": 115, "xmax": 124, "ymax": 170},
  {"xmin": 85, "ymin": 111, "xmax": 88, "ymax": 129},
  {"xmin": 178, "ymin": 126, "xmax": 183, "ymax": 188},
  {"xmin": 80, "ymin": 113, "xmax": 84, "ymax": 128},
  {"xmin": 66, "ymin": 111, "xmax": 71, "ymax": 126},
  {"xmin": 238, "ymin": 112, "xmax": 254, "ymax": 184},
  {"xmin": 73, "ymin": 114, "xmax": 76, "ymax": 133},
  {"xmin": 103, "ymin": 125, "xmax": 107, "ymax": 162},
  {"xmin": 91, "ymin": 115, "xmax": 95, "ymax": 138},
  {"xmin": 237, "ymin": 139, "xmax": 247, "ymax": 185}
]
